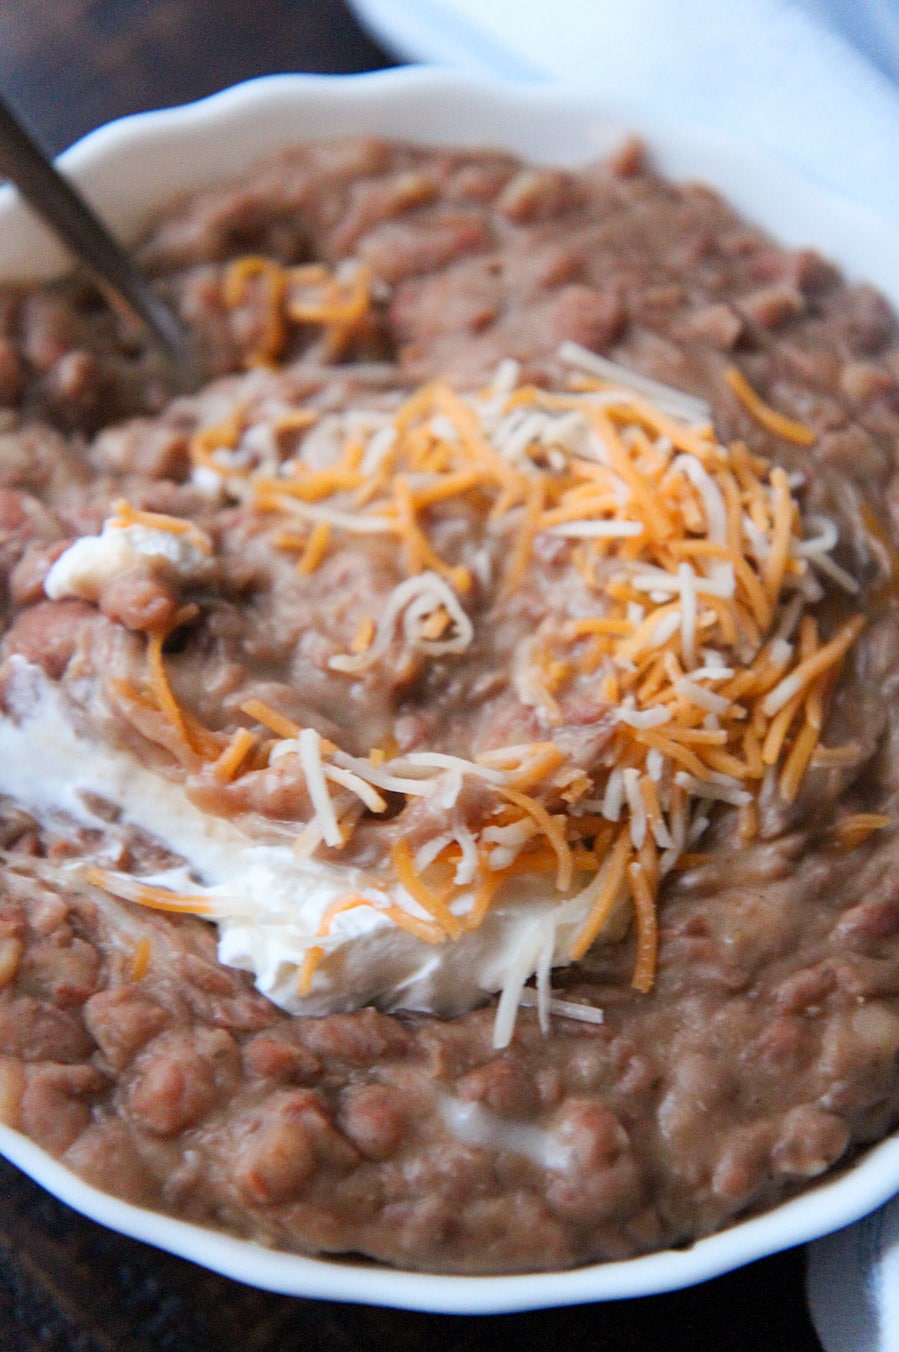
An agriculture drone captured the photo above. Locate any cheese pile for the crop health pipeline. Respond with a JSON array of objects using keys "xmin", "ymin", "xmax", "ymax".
[{"xmin": 71, "ymin": 319, "xmax": 873, "ymax": 1043}]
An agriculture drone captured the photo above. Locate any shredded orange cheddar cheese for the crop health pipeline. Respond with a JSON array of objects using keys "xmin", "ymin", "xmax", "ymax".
[
  {"xmin": 296, "ymin": 520, "xmax": 331, "ymax": 576},
  {"xmin": 93, "ymin": 354, "xmax": 872, "ymax": 1004},
  {"xmin": 223, "ymin": 255, "xmax": 375, "ymax": 367},
  {"xmin": 110, "ymin": 499, "xmax": 213, "ymax": 555},
  {"xmin": 239, "ymin": 699, "xmax": 302, "ymax": 741},
  {"xmin": 212, "ymin": 727, "xmax": 258, "ymax": 783},
  {"xmin": 130, "ymin": 935, "xmax": 152, "ymax": 982},
  {"xmin": 830, "ymin": 813, "xmax": 892, "ymax": 850},
  {"xmin": 724, "ymin": 366, "xmax": 817, "ymax": 446},
  {"xmin": 87, "ymin": 867, "xmax": 215, "ymax": 915}
]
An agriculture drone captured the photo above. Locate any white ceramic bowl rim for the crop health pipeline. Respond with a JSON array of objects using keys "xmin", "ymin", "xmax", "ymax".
[
  {"xmin": 2, "ymin": 1122, "xmax": 899, "ymax": 1314},
  {"xmin": 1, "ymin": 67, "xmax": 899, "ymax": 299},
  {"xmin": 0, "ymin": 67, "xmax": 896, "ymax": 1314}
]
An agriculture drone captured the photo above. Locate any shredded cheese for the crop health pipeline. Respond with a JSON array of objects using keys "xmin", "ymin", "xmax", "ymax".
[
  {"xmin": 109, "ymin": 499, "xmax": 214, "ymax": 555},
  {"xmin": 328, "ymin": 571, "xmax": 474, "ymax": 673},
  {"xmin": 830, "ymin": 813, "xmax": 891, "ymax": 850},
  {"xmin": 223, "ymin": 255, "xmax": 375, "ymax": 366},
  {"xmin": 724, "ymin": 366, "xmax": 817, "ymax": 446},
  {"xmin": 86, "ymin": 867, "xmax": 216, "ymax": 916},
  {"xmin": 89, "ymin": 350, "xmax": 869, "ymax": 1030}
]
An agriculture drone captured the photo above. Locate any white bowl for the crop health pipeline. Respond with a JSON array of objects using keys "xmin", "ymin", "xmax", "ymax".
[{"xmin": 0, "ymin": 67, "xmax": 896, "ymax": 1314}]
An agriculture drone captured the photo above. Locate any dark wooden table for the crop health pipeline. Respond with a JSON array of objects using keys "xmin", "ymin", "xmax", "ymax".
[{"xmin": 0, "ymin": 4, "xmax": 827, "ymax": 1348}]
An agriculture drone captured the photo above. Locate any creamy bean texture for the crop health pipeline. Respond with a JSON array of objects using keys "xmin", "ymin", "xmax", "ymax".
[{"xmin": 0, "ymin": 138, "xmax": 894, "ymax": 1275}]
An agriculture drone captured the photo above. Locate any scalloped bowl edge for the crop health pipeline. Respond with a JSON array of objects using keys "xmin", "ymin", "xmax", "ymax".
[{"xmin": 0, "ymin": 68, "xmax": 896, "ymax": 1312}]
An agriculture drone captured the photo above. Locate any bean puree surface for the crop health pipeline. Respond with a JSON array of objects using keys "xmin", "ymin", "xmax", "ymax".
[{"xmin": 0, "ymin": 138, "xmax": 895, "ymax": 1274}]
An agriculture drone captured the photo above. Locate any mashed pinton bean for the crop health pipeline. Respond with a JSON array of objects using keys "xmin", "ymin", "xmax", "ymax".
[{"xmin": 0, "ymin": 138, "xmax": 894, "ymax": 1274}]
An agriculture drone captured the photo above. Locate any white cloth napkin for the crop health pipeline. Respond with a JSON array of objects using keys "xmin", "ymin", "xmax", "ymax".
[
  {"xmin": 807, "ymin": 1202, "xmax": 899, "ymax": 1352},
  {"xmin": 349, "ymin": 2, "xmax": 899, "ymax": 1346},
  {"xmin": 351, "ymin": 0, "xmax": 899, "ymax": 224}
]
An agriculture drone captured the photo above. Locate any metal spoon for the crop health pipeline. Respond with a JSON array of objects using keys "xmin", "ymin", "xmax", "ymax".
[{"xmin": 0, "ymin": 93, "xmax": 193, "ymax": 377}]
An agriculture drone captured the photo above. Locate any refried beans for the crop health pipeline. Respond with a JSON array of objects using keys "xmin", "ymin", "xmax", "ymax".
[{"xmin": 0, "ymin": 136, "xmax": 894, "ymax": 1275}]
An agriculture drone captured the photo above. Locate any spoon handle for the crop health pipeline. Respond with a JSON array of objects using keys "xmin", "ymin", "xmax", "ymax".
[{"xmin": 0, "ymin": 94, "xmax": 190, "ymax": 369}]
